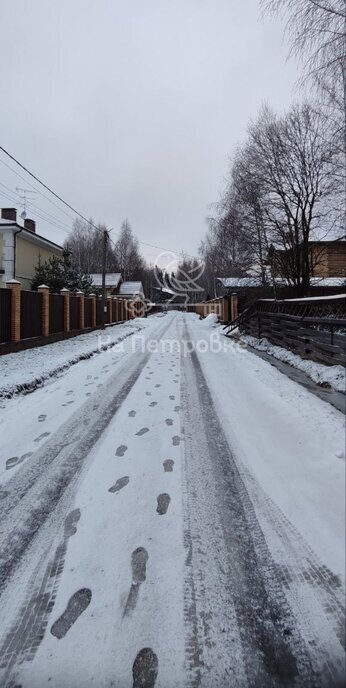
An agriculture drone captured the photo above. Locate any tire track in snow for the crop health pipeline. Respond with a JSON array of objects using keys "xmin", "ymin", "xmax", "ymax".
[{"xmin": 181, "ymin": 319, "xmax": 321, "ymax": 688}]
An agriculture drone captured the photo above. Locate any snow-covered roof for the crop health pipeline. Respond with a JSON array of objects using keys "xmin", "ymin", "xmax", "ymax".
[
  {"xmin": 217, "ymin": 277, "xmax": 262, "ymax": 288},
  {"xmin": 89, "ymin": 273, "xmax": 122, "ymax": 287},
  {"xmin": 119, "ymin": 281, "xmax": 144, "ymax": 296},
  {"xmin": 310, "ymin": 277, "xmax": 345, "ymax": 286}
]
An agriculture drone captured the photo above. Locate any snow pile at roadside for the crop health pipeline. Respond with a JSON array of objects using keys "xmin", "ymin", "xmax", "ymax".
[
  {"xmin": 201, "ymin": 313, "xmax": 220, "ymax": 328},
  {"xmin": 239, "ymin": 334, "xmax": 345, "ymax": 394},
  {"xmin": 0, "ymin": 321, "xmax": 146, "ymax": 398}
]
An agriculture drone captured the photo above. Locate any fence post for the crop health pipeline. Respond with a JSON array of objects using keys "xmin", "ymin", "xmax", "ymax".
[
  {"xmin": 76, "ymin": 290, "xmax": 85, "ymax": 329},
  {"xmin": 60, "ymin": 287, "xmax": 70, "ymax": 332},
  {"xmin": 89, "ymin": 293, "xmax": 96, "ymax": 327},
  {"xmin": 37, "ymin": 284, "xmax": 50, "ymax": 337},
  {"xmin": 231, "ymin": 292, "xmax": 238, "ymax": 321},
  {"xmin": 6, "ymin": 279, "xmax": 21, "ymax": 342},
  {"xmin": 107, "ymin": 296, "xmax": 112, "ymax": 324}
]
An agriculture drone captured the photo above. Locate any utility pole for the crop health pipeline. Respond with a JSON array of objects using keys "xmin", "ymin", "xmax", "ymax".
[{"xmin": 101, "ymin": 228, "xmax": 109, "ymax": 329}]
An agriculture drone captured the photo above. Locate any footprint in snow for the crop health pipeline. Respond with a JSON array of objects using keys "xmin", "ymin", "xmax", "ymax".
[
  {"xmin": 169, "ymin": 395, "xmax": 175, "ymax": 401},
  {"xmin": 64, "ymin": 509, "xmax": 81, "ymax": 538},
  {"xmin": 109, "ymin": 476, "xmax": 129, "ymax": 494},
  {"xmin": 0, "ymin": 487, "xmax": 9, "ymax": 499},
  {"xmin": 50, "ymin": 588, "xmax": 92, "ymax": 639},
  {"xmin": 38, "ymin": 414, "xmax": 47, "ymax": 422},
  {"xmin": 34, "ymin": 432, "xmax": 51, "ymax": 443},
  {"xmin": 172, "ymin": 435, "xmax": 181, "ymax": 446},
  {"xmin": 145, "ymin": 392, "xmax": 152, "ymax": 397},
  {"xmin": 132, "ymin": 648, "xmax": 158, "ymax": 688},
  {"xmin": 66, "ymin": 390, "xmax": 74, "ymax": 395},
  {"xmin": 157, "ymin": 493, "xmax": 170, "ymax": 515},
  {"xmin": 155, "ymin": 384, "xmax": 161, "ymax": 388},
  {"xmin": 165, "ymin": 418, "xmax": 173, "ymax": 426},
  {"xmin": 174, "ymin": 405, "xmax": 181, "ymax": 412},
  {"xmin": 116, "ymin": 445, "xmax": 128, "ymax": 457},
  {"xmin": 128, "ymin": 410, "xmax": 136, "ymax": 417},
  {"xmin": 149, "ymin": 402, "xmax": 158, "ymax": 407},
  {"xmin": 124, "ymin": 547, "xmax": 148, "ymax": 617},
  {"xmin": 136, "ymin": 427, "xmax": 149, "ymax": 436},
  {"xmin": 163, "ymin": 459, "xmax": 174, "ymax": 473}
]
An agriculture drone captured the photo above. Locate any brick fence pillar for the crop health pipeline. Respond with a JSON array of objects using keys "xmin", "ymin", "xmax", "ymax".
[
  {"xmin": 6, "ymin": 279, "xmax": 21, "ymax": 342},
  {"xmin": 231, "ymin": 292, "xmax": 238, "ymax": 321},
  {"xmin": 76, "ymin": 290, "xmax": 85, "ymax": 329},
  {"xmin": 89, "ymin": 293, "xmax": 96, "ymax": 327},
  {"xmin": 60, "ymin": 287, "xmax": 70, "ymax": 332},
  {"xmin": 38, "ymin": 284, "xmax": 50, "ymax": 337}
]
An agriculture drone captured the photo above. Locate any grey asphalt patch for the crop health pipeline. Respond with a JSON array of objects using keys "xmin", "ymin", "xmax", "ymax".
[
  {"xmin": 163, "ymin": 460, "xmax": 174, "ymax": 473},
  {"xmin": 132, "ymin": 648, "xmax": 158, "ymax": 688},
  {"xmin": 109, "ymin": 476, "xmax": 130, "ymax": 494},
  {"xmin": 156, "ymin": 494, "xmax": 170, "ymax": 515},
  {"xmin": 50, "ymin": 588, "xmax": 92, "ymax": 639},
  {"xmin": 116, "ymin": 445, "xmax": 128, "ymax": 457}
]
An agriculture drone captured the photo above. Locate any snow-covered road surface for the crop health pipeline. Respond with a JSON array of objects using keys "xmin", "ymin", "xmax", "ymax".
[{"xmin": 0, "ymin": 312, "xmax": 344, "ymax": 687}]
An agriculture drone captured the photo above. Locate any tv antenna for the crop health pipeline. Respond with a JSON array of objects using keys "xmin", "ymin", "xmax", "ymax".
[{"xmin": 16, "ymin": 187, "xmax": 36, "ymax": 220}]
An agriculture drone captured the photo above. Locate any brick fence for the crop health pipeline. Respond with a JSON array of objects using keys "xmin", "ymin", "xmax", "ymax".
[{"xmin": 0, "ymin": 280, "xmax": 138, "ymax": 350}]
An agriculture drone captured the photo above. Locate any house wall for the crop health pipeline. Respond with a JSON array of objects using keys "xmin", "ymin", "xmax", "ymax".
[
  {"xmin": 311, "ymin": 244, "xmax": 346, "ymax": 277},
  {"xmin": 0, "ymin": 228, "xmax": 63, "ymax": 289},
  {"xmin": 16, "ymin": 235, "xmax": 62, "ymax": 289}
]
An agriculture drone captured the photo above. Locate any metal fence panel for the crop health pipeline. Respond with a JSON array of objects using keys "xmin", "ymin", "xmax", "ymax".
[
  {"xmin": 84, "ymin": 298, "xmax": 92, "ymax": 328},
  {"xmin": 49, "ymin": 293, "xmax": 64, "ymax": 334},
  {"xmin": 20, "ymin": 290, "xmax": 42, "ymax": 339},
  {"xmin": 70, "ymin": 296, "xmax": 80, "ymax": 330},
  {"xmin": 0, "ymin": 288, "xmax": 11, "ymax": 343}
]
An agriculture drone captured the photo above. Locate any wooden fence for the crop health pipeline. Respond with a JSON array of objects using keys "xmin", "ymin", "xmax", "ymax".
[
  {"xmin": 186, "ymin": 296, "xmax": 238, "ymax": 322},
  {"xmin": 228, "ymin": 296, "xmax": 346, "ymax": 367},
  {"xmin": 0, "ymin": 281, "xmax": 137, "ymax": 351}
]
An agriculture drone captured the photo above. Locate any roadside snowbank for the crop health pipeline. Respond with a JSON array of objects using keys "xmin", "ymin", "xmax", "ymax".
[
  {"xmin": 0, "ymin": 321, "xmax": 146, "ymax": 398},
  {"xmin": 238, "ymin": 334, "xmax": 345, "ymax": 394},
  {"xmin": 201, "ymin": 313, "xmax": 220, "ymax": 328}
]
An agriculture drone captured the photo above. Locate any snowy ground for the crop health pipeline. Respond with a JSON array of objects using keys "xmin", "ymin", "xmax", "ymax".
[
  {"xmin": 0, "ymin": 311, "xmax": 344, "ymax": 687},
  {"xmin": 237, "ymin": 332, "xmax": 346, "ymax": 394},
  {"xmin": 0, "ymin": 319, "xmax": 149, "ymax": 398}
]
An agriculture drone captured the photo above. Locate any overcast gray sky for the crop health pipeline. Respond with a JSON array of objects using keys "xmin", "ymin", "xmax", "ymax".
[{"xmin": 0, "ymin": 0, "xmax": 300, "ymax": 263}]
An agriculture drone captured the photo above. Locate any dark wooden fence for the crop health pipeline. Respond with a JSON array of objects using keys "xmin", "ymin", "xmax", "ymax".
[
  {"xmin": 49, "ymin": 293, "xmax": 64, "ymax": 334},
  {"xmin": 20, "ymin": 290, "xmax": 42, "ymax": 339},
  {"xmin": 70, "ymin": 295, "xmax": 80, "ymax": 330},
  {"xmin": 0, "ymin": 288, "xmax": 11, "ymax": 343},
  {"xmin": 84, "ymin": 297, "xmax": 92, "ymax": 328},
  {"xmin": 234, "ymin": 297, "xmax": 346, "ymax": 366}
]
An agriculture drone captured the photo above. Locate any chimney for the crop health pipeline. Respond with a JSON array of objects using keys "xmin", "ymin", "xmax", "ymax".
[
  {"xmin": 24, "ymin": 218, "xmax": 36, "ymax": 233},
  {"xmin": 1, "ymin": 208, "xmax": 17, "ymax": 222}
]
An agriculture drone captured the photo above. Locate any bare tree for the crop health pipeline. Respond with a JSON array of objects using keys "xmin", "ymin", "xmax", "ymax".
[
  {"xmin": 262, "ymin": 0, "xmax": 346, "ymax": 102},
  {"xmin": 113, "ymin": 219, "xmax": 144, "ymax": 280},
  {"xmin": 245, "ymin": 103, "xmax": 337, "ymax": 291}
]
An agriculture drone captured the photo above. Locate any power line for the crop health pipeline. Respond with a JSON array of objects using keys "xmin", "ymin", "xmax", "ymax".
[{"xmin": 0, "ymin": 145, "xmax": 199, "ymax": 260}]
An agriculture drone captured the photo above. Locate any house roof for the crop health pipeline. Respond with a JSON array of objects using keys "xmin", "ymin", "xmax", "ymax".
[
  {"xmin": 0, "ymin": 220, "xmax": 63, "ymax": 252},
  {"xmin": 119, "ymin": 281, "xmax": 144, "ymax": 295},
  {"xmin": 217, "ymin": 277, "xmax": 262, "ymax": 288},
  {"xmin": 89, "ymin": 273, "xmax": 122, "ymax": 287}
]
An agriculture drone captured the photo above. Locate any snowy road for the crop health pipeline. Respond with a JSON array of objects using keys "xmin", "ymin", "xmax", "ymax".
[{"xmin": 0, "ymin": 312, "xmax": 344, "ymax": 687}]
